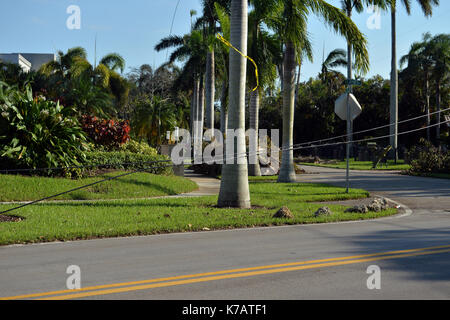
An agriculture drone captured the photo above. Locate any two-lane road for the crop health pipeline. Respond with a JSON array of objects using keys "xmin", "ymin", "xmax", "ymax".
[{"xmin": 1, "ymin": 167, "xmax": 449, "ymax": 300}]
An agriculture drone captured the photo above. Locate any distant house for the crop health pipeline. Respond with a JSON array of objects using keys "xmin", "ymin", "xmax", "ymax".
[{"xmin": 0, "ymin": 53, "xmax": 56, "ymax": 73}]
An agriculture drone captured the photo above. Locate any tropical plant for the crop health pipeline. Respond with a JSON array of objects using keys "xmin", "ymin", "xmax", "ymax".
[
  {"xmin": 0, "ymin": 82, "xmax": 88, "ymax": 176},
  {"xmin": 320, "ymin": 48, "xmax": 348, "ymax": 93},
  {"xmin": 131, "ymin": 94, "xmax": 177, "ymax": 146},
  {"xmin": 428, "ymin": 33, "xmax": 449, "ymax": 142},
  {"xmin": 247, "ymin": 0, "xmax": 283, "ymax": 176},
  {"xmin": 155, "ymin": 29, "xmax": 208, "ymax": 141},
  {"xmin": 81, "ymin": 115, "xmax": 131, "ymax": 149},
  {"xmin": 273, "ymin": 0, "xmax": 370, "ymax": 183},
  {"xmin": 217, "ymin": 0, "xmax": 251, "ymax": 208},
  {"xmin": 400, "ymin": 32, "xmax": 434, "ymax": 140},
  {"xmin": 385, "ymin": 0, "xmax": 440, "ymax": 160}
]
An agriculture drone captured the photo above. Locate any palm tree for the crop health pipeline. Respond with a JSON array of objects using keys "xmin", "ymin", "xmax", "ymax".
[
  {"xmin": 155, "ymin": 30, "xmax": 208, "ymax": 143},
  {"xmin": 70, "ymin": 52, "xmax": 129, "ymax": 115},
  {"xmin": 275, "ymin": 0, "xmax": 370, "ymax": 183},
  {"xmin": 40, "ymin": 47, "xmax": 87, "ymax": 78},
  {"xmin": 400, "ymin": 33, "xmax": 433, "ymax": 140},
  {"xmin": 247, "ymin": 0, "xmax": 282, "ymax": 176},
  {"xmin": 99, "ymin": 53, "xmax": 126, "ymax": 73},
  {"xmin": 132, "ymin": 95, "xmax": 177, "ymax": 146},
  {"xmin": 320, "ymin": 48, "xmax": 348, "ymax": 92},
  {"xmin": 217, "ymin": 0, "xmax": 251, "ymax": 208},
  {"xmin": 214, "ymin": 2, "xmax": 231, "ymax": 134},
  {"xmin": 387, "ymin": 0, "xmax": 439, "ymax": 160},
  {"xmin": 428, "ymin": 33, "xmax": 449, "ymax": 142}
]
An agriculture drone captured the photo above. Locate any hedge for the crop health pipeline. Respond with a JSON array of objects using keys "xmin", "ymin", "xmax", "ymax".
[{"xmin": 84, "ymin": 151, "xmax": 173, "ymax": 175}]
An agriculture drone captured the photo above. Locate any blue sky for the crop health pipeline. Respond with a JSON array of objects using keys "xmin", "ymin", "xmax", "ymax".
[{"xmin": 0, "ymin": 0, "xmax": 449, "ymax": 81}]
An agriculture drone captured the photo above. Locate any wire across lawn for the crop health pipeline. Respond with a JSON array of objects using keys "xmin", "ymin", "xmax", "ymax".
[
  {"xmin": 0, "ymin": 172, "xmax": 198, "ymax": 202},
  {"xmin": 299, "ymin": 159, "xmax": 410, "ymax": 171},
  {"xmin": 0, "ymin": 181, "xmax": 397, "ymax": 245}
]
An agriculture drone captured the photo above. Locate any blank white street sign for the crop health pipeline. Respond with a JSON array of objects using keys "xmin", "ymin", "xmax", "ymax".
[{"xmin": 335, "ymin": 93, "xmax": 362, "ymax": 121}]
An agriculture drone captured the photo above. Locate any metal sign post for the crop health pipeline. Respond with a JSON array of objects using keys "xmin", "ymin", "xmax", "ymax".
[
  {"xmin": 336, "ymin": 79, "xmax": 362, "ymax": 193},
  {"xmin": 346, "ymin": 86, "xmax": 351, "ymax": 193}
]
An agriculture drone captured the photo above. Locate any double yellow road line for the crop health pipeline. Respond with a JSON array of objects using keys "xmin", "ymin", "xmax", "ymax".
[{"xmin": 2, "ymin": 244, "xmax": 450, "ymax": 300}]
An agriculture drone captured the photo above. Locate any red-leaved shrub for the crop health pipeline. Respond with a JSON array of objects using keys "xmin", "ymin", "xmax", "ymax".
[{"xmin": 81, "ymin": 115, "xmax": 131, "ymax": 148}]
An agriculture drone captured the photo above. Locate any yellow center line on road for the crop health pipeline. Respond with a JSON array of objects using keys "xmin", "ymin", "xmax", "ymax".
[
  {"xmin": 1, "ymin": 244, "xmax": 449, "ymax": 300},
  {"xmin": 41, "ymin": 248, "xmax": 450, "ymax": 300}
]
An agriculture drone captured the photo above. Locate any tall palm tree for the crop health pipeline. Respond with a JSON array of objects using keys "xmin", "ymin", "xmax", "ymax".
[
  {"xmin": 155, "ymin": 30, "xmax": 207, "ymax": 142},
  {"xmin": 387, "ymin": 0, "xmax": 439, "ymax": 160},
  {"xmin": 400, "ymin": 33, "xmax": 433, "ymax": 140},
  {"xmin": 247, "ymin": 0, "xmax": 282, "ymax": 176},
  {"xmin": 275, "ymin": 0, "xmax": 370, "ymax": 183},
  {"xmin": 429, "ymin": 33, "xmax": 449, "ymax": 142},
  {"xmin": 341, "ymin": 1, "xmax": 386, "ymax": 157},
  {"xmin": 217, "ymin": 0, "xmax": 251, "ymax": 208},
  {"xmin": 320, "ymin": 48, "xmax": 348, "ymax": 92},
  {"xmin": 214, "ymin": 2, "xmax": 231, "ymax": 134}
]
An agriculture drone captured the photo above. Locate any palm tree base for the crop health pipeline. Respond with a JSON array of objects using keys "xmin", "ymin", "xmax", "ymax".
[
  {"xmin": 217, "ymin": 199, "xmax": 251, "ymax": 209},
  {"xmin": 248, "ymin": 163, "xmax": 262, "ymax": 176},
  {"xmin": 277, "ymin": 168, "xmax": 297, "ymax": 183}
]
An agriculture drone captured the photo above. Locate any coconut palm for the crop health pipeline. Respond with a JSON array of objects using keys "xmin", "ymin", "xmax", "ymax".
[
  {"xmin": 214, "ymin": 2, "xmax": 231, "ymax": 134},
  {"xmin": 132, "ymin": 95, "xmax": 177, "ymax": 146},
  {"xmin": 247, "ymin": 0, "xmax": 283, "ymax": 176},
  {"xmin": 155, "ymin": 30, "xmax": 208, "ymax": 142},
  {"xmin": 386, "ymin": 0, "xmax": 439, "ymax": 160},
  {"xmin": 274, "ymin": 0, "xmax": 370, "ymax": 183},
  {"xmin": 69, "ymin": 52, "xmax": 129, "ymax": 115},
  {"xmin": 400, "ymin": 33, "xmax": 434, "ymax": 140},
  {"xmin": 40, "ymin": 47, "xmax": 87, "ymax": 78},
  {"xmin": 320, "ymin": 48, "xmax": 348, "ymax": 93},
  {"xmin": 99, "ymin": 53, "xmax": 126, "ymax": 73},
  {"xmin": 217, "ymin": 0, "xmax": 251, "ymax": 208},
  {"xmin": 428, "ymin": 33, "xmax": 449, "ymax": 142}
]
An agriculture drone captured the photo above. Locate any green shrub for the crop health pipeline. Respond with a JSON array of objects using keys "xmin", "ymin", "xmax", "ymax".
[
  {"xmin": 84, "ymin": 151, "xmax": 173, "ymax": 175},
  {"xmin": 0, "ymin": 82, "xmax": 88, "ymax": 177},
  {"xmin": 119, "ymin": 140, "xmax": 158, "ymax": 156},
  {"xmin": 406, "ymin": 138, "xmax": 450, "ymax": 174}
]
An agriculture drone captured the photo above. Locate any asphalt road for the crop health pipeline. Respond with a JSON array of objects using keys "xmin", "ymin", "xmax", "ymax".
[{"xmin": 0, "ymin": 167, "xmax": 449, "ymax": 300}]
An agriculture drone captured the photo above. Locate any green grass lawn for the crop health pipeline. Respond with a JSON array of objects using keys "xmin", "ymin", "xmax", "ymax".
[
  {"xmin": 298, "ymin": 159, "xmax": 411, "ymax": 171},
  {"xmin": 0, "ymin": 180, "xmax": 397, "ymax": 246},
  {"xmin": 0, "ymin": 172, "xmax": 198, "ymax": 202}
]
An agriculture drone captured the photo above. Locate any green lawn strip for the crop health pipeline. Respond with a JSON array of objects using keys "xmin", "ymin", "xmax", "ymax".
[
  {"xmin": 0, "ymin": 182, "xmax": 396, "ymax": 246},
  {"xmin": 247, "ymin": 175, "xmax": 278, "ymax": 182},
  {"xmin": 298, "ymin": 159, "xmax": 410, "ymax": 171},
  {"xmin": 0, "ymin": 172, "xmax": 198, "ymax": 202}
]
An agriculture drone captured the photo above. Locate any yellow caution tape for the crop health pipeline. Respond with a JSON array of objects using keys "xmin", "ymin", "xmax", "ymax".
[{"xmin": 216, "ymin": 33, "xmax": 259, "ymax": 92}]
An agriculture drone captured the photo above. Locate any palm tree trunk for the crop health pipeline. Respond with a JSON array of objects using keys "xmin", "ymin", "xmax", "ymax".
[
  {"xmin": 218, "ymin": 0, "xmax": 251, "ymax": 208},
  {"xmin": 390, "ymin": 4, "xmax": 399, "ymax": 162},
  {"xmin": 199, "ymin": 75, "xmax": 205, "ymax": 139},
  {"xmin": 346, "ymin": 6, "xmax": 354, "ymax": 158},
  {"xmin": 220, "ymin": 80, "xmax": 228, "ymax": 134},
  {"xmin": 248, "ymin": 90, "xmax": 261, "ymax": 176},
  {"xmin": 192, "ymin": 77, "xmax": 201, "ymax": 161},
  {"xmin": 425, "ymin": 72, "xmax": 430, "ymax": 140},
  {"xmin": 278, "ymin": 41, "xmax": 297, "ymax": 183},
  {"xmin": 205, "ymin": 50, "xmax": 215, "ymax": 130},
  {"xmin": 192, "ymin": 77, "xmax": 200, "ymax": 143},
  {"xmin": 436, "ymin": 80, "xmax": 441, "ymax": 143}
]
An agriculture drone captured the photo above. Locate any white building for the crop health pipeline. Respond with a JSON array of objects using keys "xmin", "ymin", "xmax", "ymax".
[{"xmin": 0, "ymin": 53, "xmax": 56, "ymax": 73}]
